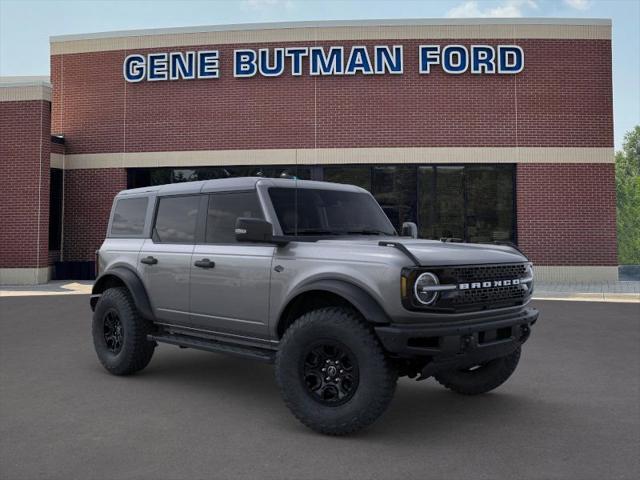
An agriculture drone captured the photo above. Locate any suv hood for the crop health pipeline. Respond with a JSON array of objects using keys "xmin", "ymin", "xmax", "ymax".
[{"xmin": 316, "ymin": 237, "xmax": 527, "ymax": 266}]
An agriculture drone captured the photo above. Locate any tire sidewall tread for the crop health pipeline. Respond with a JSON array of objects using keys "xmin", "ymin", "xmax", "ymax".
[
  {"xmin": 92, "ymin": 287, "xmax": 155, "ymax": 376},
  {"xmin": 275, "ymin": 307, "xmax": 397, "ymax": 436}
]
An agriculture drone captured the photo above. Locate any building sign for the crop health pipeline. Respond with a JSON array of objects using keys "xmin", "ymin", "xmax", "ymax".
[{"xmin": 123, "ymin": 44, "xmax": 524, "ymax": 82}]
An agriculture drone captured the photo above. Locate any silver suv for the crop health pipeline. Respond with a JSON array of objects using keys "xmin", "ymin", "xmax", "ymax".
[{"xmin": 91, "ymin": 177, "xmax": 538, "ymax": 435}]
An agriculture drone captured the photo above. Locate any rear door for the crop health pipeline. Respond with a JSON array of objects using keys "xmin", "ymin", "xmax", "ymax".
[
  {"xmin": 139, "ymin": 194, "xmax": 203, "ymax": 326},
  {"xmin": 189, "ymin": 191, "xmax": 274, "ymax": 339}
]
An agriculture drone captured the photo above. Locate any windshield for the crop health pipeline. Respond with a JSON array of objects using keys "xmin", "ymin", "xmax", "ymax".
[{"xmin": 269, "ymin": 187, "xmax": 397, "ymax": 236}]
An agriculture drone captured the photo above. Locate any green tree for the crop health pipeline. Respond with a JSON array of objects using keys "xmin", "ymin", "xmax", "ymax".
[{"xmin": 616, "ymin": 125, "xmax": 640, "ymax": 264}]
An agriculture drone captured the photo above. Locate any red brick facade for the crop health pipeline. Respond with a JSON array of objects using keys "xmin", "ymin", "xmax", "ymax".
[
  {"xmin": 62, "ymin": 168, "xmax": 127, "ymax": 261},
  {"xmin": 0, "ymin": 21, "xmax": 617, "ymax": 282},
  {"xmin": 517, "ymin": 163, "xmax": 617, "ymax": 265},
  {"xmin": 0, "ymin": 99, "xmax": 51, "ymax": 269},
  {"xmin": 51, "ymin": 39, "xmax": 612, "ymax": 154}
]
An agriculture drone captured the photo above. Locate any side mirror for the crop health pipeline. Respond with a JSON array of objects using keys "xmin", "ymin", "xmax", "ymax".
[
  {"xmin": 235, "ymin": 217, "xmax": 289, "ymax": 245},
  {"xmin": 401, "ymin": 222, "xmax": 418, "ymax": 239}
]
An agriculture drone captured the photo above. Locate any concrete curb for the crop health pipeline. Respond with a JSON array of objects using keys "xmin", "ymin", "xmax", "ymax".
[{"xmin": 533, "ymin": 293, "xmax": 640, "ymax": 303}]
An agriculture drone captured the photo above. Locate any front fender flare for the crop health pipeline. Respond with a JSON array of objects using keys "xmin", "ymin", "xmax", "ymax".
[
  {"xmin": 91, "ymin": 266, "xmax": 155, "ymax": 321},
  {"xmin": 281, "ymin": 279, "xmax": 391, "ymax": 325}
]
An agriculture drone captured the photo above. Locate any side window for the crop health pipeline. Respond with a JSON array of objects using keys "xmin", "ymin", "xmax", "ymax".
[
  {"xmin": 110, "ymin": 197, "xmax": 148, "ymax": 236},
  {"xmin": 153, "ymin": 195, "xmax": 200, "ymax": 244},
  {"xmin": 206, "ymin": 192, "xmax": 263, "ymax": 243}
]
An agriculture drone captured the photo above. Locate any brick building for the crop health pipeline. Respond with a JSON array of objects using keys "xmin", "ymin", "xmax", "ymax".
[{"xmin": 0, "ymin": 18, "xmax": 616, "ymax": 284}]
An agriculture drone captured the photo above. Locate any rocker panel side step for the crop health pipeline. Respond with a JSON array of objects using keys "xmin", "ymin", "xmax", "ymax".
[{"xmin": 148, "ymin": 333, "xmax": 276, "ymax": 363}]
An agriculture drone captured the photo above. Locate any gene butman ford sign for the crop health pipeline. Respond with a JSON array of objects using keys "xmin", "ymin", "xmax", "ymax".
[{"xmin": 123, "ymin": 44, "xmax": 524, "ymax": 82}]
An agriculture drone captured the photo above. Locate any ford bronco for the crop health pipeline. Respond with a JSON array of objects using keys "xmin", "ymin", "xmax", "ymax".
[{"xmin": 91, "ymin": 177, "xmax": 538, "ymax": 435}]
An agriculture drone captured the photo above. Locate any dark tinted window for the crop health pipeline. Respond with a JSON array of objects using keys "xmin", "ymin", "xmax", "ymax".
[
  {"xmin": 110, "ymin": 197, "xmax": 148, "ymax": 236},
  {"xmin": 48, "ymin": 169, "xmax": 63, "ymax": 249},
  {"xmin": 372, "ymin": 166, "xmax": 417, "ymax": 230},
  {"xmin": 154, "ymin": 196, "xmax": 199, "ymax": 243},
  {"xmin": 127, "ymin": 166, "xmax": 310, "ymax": 188},
  {"xmin": 206, "ymin": 192, "xmax": 264, "ymax": 243},
  {"xmin": 465, "ymin": 166, "xmax": 514, "ymax": 242},
  {"xmin": 269, "ymin": 187, "xmax": 396, "ymax": 236},
  {"xmin": 324, "ymin": 166, "xmax": 372, "ymax": 191}
]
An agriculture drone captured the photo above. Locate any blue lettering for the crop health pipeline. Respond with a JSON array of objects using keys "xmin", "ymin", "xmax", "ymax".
[
  {"xmin": 147, "ymin": 53, "xmax": 168, "ymax": 81},
  {"xmin": 285, "ymin": 47, "xmax": 308, "ymax": 76},
  {"xmin": 471, "ymin": 46, "xmax": 496, "ymax": 74},
  {"xmin": 123, "ymin": 54, "xmax": 145, "ymax": 82},
  {"xmin": 498, "ymin": 46, "xmax": 524, "ymax": 74},
  {"xmin": 374, "ymin": 45, "xmax": 403, "ymax": 74},
  {"xmin": 169, "ymin": 52, "xmax": 196, "ymax": 80},
  {"xmin": 442, "ymin": 45, "xmax": 468, "ymax": 74},
  {"xmin": 258, "ymin": 48, "xmax": 285, "ymax": 77},
  {"xmin": 234, "ymin": 49, "xmax": 257, "ymax": 77},
  {"xmin": 197, "ymin": 51, "xmax": 219, "ymax": 79},
  {"xmin": 419, "ymin": 45, "xmax": 440, "ymax": 74},
  {"xmin": 309, "ymin": 47, "xmax": 344, "ymax": 75},
  {"xmin": 345, "ymin": 46, "xmax": 373, "ymax": 75}
]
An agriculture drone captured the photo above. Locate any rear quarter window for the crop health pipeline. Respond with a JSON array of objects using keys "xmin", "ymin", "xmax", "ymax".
[{"xmin": 110, "ymin": 197, "xmax": 148, "ymax": 236}]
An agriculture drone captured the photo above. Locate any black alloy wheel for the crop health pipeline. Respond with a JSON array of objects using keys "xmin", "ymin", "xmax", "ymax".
[
  {"xmin": 103, "ymin": 309, "xmax": 124, "ymax": 354},
  {"xmin": 302, "ymin": 341, "xmax": 359, "ymax": 406}
]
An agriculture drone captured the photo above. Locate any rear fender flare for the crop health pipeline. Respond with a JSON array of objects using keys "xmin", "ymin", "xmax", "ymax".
[{"xmin": 91, "ymin": 266, "xmax": 154, "ymax": 321}]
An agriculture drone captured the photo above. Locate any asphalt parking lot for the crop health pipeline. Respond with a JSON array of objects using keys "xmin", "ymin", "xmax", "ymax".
[{"xmin": 1, "ymin": 296, "xmax": 638, "ymax": 480}]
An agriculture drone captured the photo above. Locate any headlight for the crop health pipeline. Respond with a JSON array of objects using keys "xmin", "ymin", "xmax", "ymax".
[{"xmin": 413, "ymin": 272, "xmax": 440, "ymax": 305}]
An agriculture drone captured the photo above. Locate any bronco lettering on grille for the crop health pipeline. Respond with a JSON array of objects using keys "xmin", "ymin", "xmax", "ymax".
[{"xmin": 459, "ymin": 279, "xmax": 521, "ymax": 290}]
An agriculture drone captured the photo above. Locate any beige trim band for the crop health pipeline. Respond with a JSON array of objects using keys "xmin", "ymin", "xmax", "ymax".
[
  {"xmin": 533, "ymin": 266, "xmax": 618, "ymax": 283},
  {"xmin": 0, "ymin": 267, "xmax": 50, "ymax": 286},
  {"xmin": 0, "ymin": 84, "xmax": 52, "ymax": 102},
  {"xmin": 50, "ymin": 153, "xmax": 64, "ymax": 169},
  {"xmin": 51, "ymin": 19, "xmax": 611, "ymax": 55},
  {"xmin": 61, "ymin": 147, "xmax": 614, "ymax": 170}
]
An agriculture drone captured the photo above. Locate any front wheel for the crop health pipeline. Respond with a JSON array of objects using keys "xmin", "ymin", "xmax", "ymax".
[
  {"xmin": 434, "ymin": 347, "xmax": 521, "ymax": 395},
  {"xmin": 92, "ymin": 287, "xmax": 155, "ymax": 376},
  {"xmin": 275, "ymin": 307, "xmax": 397, "ymax": 435}
]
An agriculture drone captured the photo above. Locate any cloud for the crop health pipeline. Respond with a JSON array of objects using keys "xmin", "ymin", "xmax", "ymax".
[
  {"xmin": 242, "ymin": 0, "xmax": 294, "ymax": 10},
  {"xmin": 563, "ymin": 0, "xmax": 590, "ymax": 10},
  {"xmin": 446, "ymin": 0, "xmax": 538, "ymax": 18}
]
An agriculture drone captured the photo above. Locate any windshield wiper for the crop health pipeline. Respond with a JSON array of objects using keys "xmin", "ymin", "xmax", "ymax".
[
  {"xmin": 346, "ymin": 229, "xmax": 391, "ymax": 236},
  {"xmin": 288, "ymin": 229, "xmax": 348, "ymax": 236}
]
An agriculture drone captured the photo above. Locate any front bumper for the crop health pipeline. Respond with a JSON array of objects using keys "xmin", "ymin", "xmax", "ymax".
[{"xmin": 375, "ymin": 307, "xmax": 538, "ymax": 377}]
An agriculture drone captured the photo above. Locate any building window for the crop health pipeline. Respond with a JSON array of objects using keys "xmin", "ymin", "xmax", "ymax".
[
  {"xmin": 128, "ymin": 165, "xmax": 311, "ymax": 188},
  {"xmin": 128, "ymin": 163, "xmax": 516, "ymax": 244},
  {"xmin": 48, "ymin": 169, "xmax": 63, "ymax": 250},
  {"xmin": 416, "ymin": 164, "xmax": 515, "ymax": 242}
]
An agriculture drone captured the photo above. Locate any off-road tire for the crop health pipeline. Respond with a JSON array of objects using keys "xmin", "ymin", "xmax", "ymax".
[
  {"xmin": 434, "ymin": 347, "xmax": 521, "ymax": 395},
  {"xmin": 92, "ymin": 287, "xmax": 155, "ymax": 376},
  {"xmin": 275, "ymin": 307, "xmax": 397, "ymax": 435}
]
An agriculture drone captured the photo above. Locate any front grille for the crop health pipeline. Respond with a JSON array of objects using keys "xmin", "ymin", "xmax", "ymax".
[
  {"xmin": 447, "ymin": 264, "xmax": 528, "ymax": 283},
  {"xmin": 432, "ymin": 263, "xmax": 531, "ymax": 312},
  {"xmin": 452, "ymin": 284, "xmax": 526, "ymax": 306}
]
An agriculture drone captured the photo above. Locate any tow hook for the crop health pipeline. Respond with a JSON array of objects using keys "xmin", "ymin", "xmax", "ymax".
[
  {"xmin": 520, "ymin": 325, "xmax": 531, "ymax": 342},
  {"xmin": 461, "ymin": 335, "xmax": 475, "ymax": 352}
]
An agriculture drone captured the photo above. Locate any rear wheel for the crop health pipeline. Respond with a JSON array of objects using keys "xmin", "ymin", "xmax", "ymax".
[
  {"xmin": 92, "ymin": 287, "xmax": 155, "ymax": 375},
  {"xmin": 434, "ymin": 347, "xmax": 521, "ymax": 395},
  {"xmin": 275, "ymin": 307, "xmax": 397, "ymax": 435}
]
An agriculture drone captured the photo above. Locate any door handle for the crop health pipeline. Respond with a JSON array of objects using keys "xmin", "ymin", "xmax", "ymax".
[
  {"xmin": 140, "ymin": 256, "xmax": 158, "ymax": 265},
  {"xmin": 194, "ymin": 258, "xmax": 215, "ymax": 269}
]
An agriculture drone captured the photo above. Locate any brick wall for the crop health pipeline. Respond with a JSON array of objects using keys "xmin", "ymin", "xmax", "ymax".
[
  {"xmin": 0, "ymin": 100, "xmax": 51, "ymax": 269},
  {"xmin": 516, "ymin": 163, "xmax": 617, "ymax": 265},
  {"xmin": 51, "ymin": 39, "xmax": 613, "ymax": 154},
  {"xmin": 62, "ymin": 168, "xmax": 126, "ymax": 261},
  {"xmin": 46, "ymin": 35, "xmax": 615, "ymax": 268}
]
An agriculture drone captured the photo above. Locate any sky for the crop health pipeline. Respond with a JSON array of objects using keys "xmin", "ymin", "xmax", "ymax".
[{"xmin": 1, "ymin": 0, "xmax": 638, "ymax": 149}]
